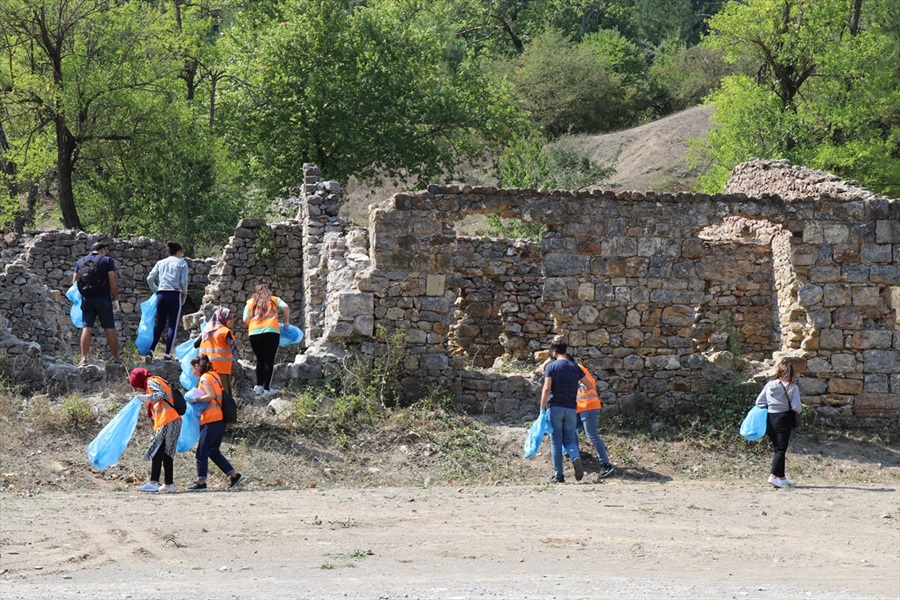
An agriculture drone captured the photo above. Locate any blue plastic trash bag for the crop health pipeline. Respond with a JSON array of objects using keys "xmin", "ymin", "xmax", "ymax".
[
  {"xmin": 523, "ymin": 409, "xmax": 553, "ymax": 459},
  {"xmin": 176, "ymin": 390, "xmax": 206, "ymax": 453},
  {"xmin": 279, "ymin": 323, "xmax": 304, "ymax": 347},
  {"xmin": 740, "ymin": 405, "xmax": 768, "ymax": 441},
  {"xmin": 135, "ymin": 294, "xmax": 157, "ymax": 356},
  {"xmin": 175, "ymin": 336, "xmax": 199, "ymax": 361},
  {"xmin": 87, "ymin": 397, "xmax": 142, "ymax": 471},
  {"xmin": 179, "ymin": 344, "xmax": 200, "ymax": 390},
  {"xmin": 65, "ymin": 283, "xmax": 84, "ymax": 329}
]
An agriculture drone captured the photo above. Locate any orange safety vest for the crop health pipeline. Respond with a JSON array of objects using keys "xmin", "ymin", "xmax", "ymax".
[
  {"xmin": 246, "ymin": 296, "xmax": 281, "ymax": 334},
  {"xmin": 576, "ymin": 364, "xmax": 602, "ymax": 412},
  {"xmin": 147, "ymin": 376, "xmax": 180, "ymax": 431},
  {"xmin": 198, "ymin": 371, "xmax": 224, "ymax": 426},
  {"xmin": 200, "ymin": 327, "xmax": 233, "ymax": 375}
]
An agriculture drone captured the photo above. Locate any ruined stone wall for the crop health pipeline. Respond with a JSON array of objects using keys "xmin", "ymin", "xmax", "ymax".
[
  {"xmin": 0, "ymin": 231, "xmax": 214, "ymax": 362},
  {"xmin": 358, "ymin": 177, "xmax": 898, "ymax": 422}
]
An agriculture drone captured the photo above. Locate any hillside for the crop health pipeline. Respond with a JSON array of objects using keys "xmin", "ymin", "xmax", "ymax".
[
  {"xmin": 578, "ymin": 105, "xmax": 714, "ymax": 192},
  {"xmin": 343, "ymin": 106, "xmax": 714, "ymax": 226}
]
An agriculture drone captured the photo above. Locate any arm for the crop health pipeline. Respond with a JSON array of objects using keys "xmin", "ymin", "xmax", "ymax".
[
  {"xmin": 139, "ymin": 379, "xmax": 168, "ymax": 404},
  {"xmin": 243, "ymin": 303, "xmax": 251, "ymax": 325},
  {"xmin": 146, "ymin": 263, "xmax": 159, "ymax": 294},
  {"xmin": 789, "ymin": 385, "xmax": 802, "ymax": 413},
  {"xmin": 107, "ymin": 270, "xmax": 119, "ymax": 302},
  {"xmin": 179, "ymin": 261, "xmax": 189, "ymax": 296},
  {"xmin": 755, "ymin": 385, "xmax": 768, "ymax": 408},
  {"xmin": 280, "ymin": 301, "xmax": 291, "ymax": 327},
  {"xmin": 193, "ymin": 376, "xmax": 216, "ymax": 403},
  {"xmin": 540, "ymin": 377, "xmax": 552, "ymax": 410},
  {"xmin": 228, "ymin": 332, "xmax": 242, "ymax": 361}
]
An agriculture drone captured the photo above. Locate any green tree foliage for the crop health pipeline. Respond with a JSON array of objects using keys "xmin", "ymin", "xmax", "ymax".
[
  {"xmin": 696, "ymin": 0, "xmax": 900, "ymax": 196},
  {"xmin": 649, "ymin": 39, "xmax": 736, "ymax": 112},
  {"xmin": 495, "ymin": 132, "xmax": 615, "ymax": 190},
  {"xmin": 219, "ymin": 0, "xmax": 527, "ymax": 196}
]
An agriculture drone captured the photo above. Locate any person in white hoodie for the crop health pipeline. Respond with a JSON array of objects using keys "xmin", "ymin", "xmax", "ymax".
[
  {"xmin": 146, "ymin": 241, "xmax": 189, "ymax": 360},
  {"xmin": 755, "ymin": 359, "xmax": 802, "ymax": 488}
]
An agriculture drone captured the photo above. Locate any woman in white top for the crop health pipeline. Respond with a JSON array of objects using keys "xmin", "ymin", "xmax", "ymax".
[{"xmin": 755, "ymin": 359, "xmax": 802, "ymax": 488}]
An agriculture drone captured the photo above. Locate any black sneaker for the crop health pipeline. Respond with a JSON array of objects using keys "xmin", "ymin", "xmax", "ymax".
[
  {"xmin": 599, "ymin": 464, "xmax": 616, "ymax": 479},
  {"xmin": 548, "ymin": 475, "xmax": 565, "ymax": 484},
  {"xmin": 229, "ymin": 473, "xmax": 245, "ymax": 489},
  {"xmin": 186, "ymin": 481, "xmax": 207, "ymax": 492},
  {"xmin": 572, "ymin": 456, "xmax": 584, "ymax": 481}
]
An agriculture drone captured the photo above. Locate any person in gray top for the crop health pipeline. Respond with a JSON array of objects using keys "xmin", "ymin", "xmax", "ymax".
[
  {"xmin": 146, "ymin": 241, "xmax": 189, "ymax": 360},
  {"xmin": 755, "ymin": 358, "xmax": 802, "ymax": 488}
]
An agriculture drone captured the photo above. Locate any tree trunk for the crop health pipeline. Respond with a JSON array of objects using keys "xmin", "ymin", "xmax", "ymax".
[
  {"xmin": 55, "ymin": 118, "xmax": 82, "ymax": 230},
  {"xmin": 849, "ymin": 0, "xmax": 863, "ymax": 36}
]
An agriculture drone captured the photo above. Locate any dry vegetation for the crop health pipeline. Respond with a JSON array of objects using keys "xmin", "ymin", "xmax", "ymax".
[{"xmin": 1, "ymin": 375, "xmax": 897, "ymax": 496}]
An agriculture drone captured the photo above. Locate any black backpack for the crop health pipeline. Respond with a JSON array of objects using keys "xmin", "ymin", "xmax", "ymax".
[
  {"xmin": 76, "ymin": 256, "xmax": 106, "ymax": 297},
  {"xmin": 165, "ymin": 388, "xmax": 187, "ymax": 416},
  {"xmin": 221, "ymin": 390, "xmax": 238, "ymax": 424}
]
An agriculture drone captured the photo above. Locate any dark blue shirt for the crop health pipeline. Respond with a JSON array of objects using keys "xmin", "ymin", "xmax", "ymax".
[
  {"xmin": 544, "ymin": 359, "xmax": 585, "ymax": 409},
  {"xmin": 74, "ymin": 253, "xmax": 116, "ymax": 298}
]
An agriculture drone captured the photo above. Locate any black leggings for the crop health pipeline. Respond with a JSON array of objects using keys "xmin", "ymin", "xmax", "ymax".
[
  {"xmin": 249, "ymin": 332, "xmax": 279, "ymax": 389},
  {"xmin": 766, "ymin": 411, "xmax": 794, "ymax": 478},
  {"xmin": 150, "ymin": 445, "xmax": 174, "ymax": 485}
]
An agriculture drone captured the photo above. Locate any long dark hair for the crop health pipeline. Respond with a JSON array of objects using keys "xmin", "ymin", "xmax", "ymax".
[
  {"xmin": 251, "ymin": 283, "xmax": 273, "ymax": 321},
  {"xmin": 191, "ymin": 354, "xmax": 213, "ymax": 375}
]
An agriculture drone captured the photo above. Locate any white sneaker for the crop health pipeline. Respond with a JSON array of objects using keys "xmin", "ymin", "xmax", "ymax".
[
  {"xmin": 157, "ymin": 484, "xmax": 175, "ymax": 494},
  {"xmin": 767, "ymin": 475, "xmax": 784, "ymax": 488},
  {"xmin": 264, "ymin": 388, "xmax": 279, "ymax": 398},
  {"xmin": 782, "ymin": 477, "xmax": 794, "ymax": 486},
  {"xmin": 253, "ymin": 385, "xmax": 264, "ymax": 396},
  {"xmin": 137, "ymin": 481, "xmax": 160, "ymax": 492}
]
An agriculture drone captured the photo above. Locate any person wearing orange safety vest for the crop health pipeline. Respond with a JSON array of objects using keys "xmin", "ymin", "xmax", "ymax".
[
  {"xmin": 185, "ymin": 354, "xmax": 244, "ymax": 492},
  {"xmin": 569, "ymin": 356, "xmax": 616, "ymax": 479},
  {"xmin": 130, "ymin": 368, "xmax": 182, "ymax": 493},
  {"xmin": 195, "ymin": 306, "xmax": 240, "ymax": 396},
  {"xmin": 243, "ymin": 283, "xmax": 291, "ymax": 398}
]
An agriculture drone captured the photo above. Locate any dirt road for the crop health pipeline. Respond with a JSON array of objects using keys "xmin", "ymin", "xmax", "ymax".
[{"xmin": 2, "ymin": 479, "xmax": 897, "ymax": 599}]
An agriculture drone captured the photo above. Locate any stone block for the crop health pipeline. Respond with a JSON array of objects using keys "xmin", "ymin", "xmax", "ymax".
[
  {"xmin": 337, "ymin": 292, "xmax": 374, "ymax": 317},
  {"xmin": 875, "ymin": 219, "xmax": 900, "ymax": 244},
  {"xmin": 863, "ymin": 350, "xmax": 899, "ymax": 373},
  {"xmin": 661, "ymin": 305, "xmax": 695, "ymax": 326},
  {"xmin": 849, "ymin": 330, "xmax": 893, "ymax": 349},
  {"xmin": 853, "ymin": 394, "xmax": 900, "ymax": 418},
  {"xmin": 828, "ymin": 377, "xmax": 863, "ymax": 394}
]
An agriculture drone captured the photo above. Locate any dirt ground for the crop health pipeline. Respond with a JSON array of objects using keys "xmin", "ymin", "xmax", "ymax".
[{"xmin": 1, "ymin": 419, "xmax": 899, "ymax": 600}]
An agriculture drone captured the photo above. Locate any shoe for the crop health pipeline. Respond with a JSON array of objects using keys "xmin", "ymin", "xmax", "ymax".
[
  {"xmin": 186, "ymin": 481, "xmax": 208, "ymax": 492},
  {"xmin": 77, "ymin": 359, "xmax": 89, "ymax": 368},
  {"xmin": 157, "ymin": 484, "xmax": 175, "ymax": 494},
  {"xmin": 572, "ymin": 456, "xmax": 584, "ymax": 481},
  {"xmin": 162, "ymin": 354, "xmax": 175, "ymax": 361},
  {"xmin": 143, "ymin": 354, "xmax": 154, "ymax": 364},
  {"xmin": 767, "ymin": 475, "xmax": 784, "ymax": 488},
  {"xmin": 253, "ymin": 385, "xmax": 264, "ymax": 397},
  {"xmin": 264, "ymin": 388, "xmax": 279, "ymax": 398},
  {"xmin": 229, "ymin": 473, "xmax": 245, "ymax": 489},
  {"xmin": 782, "ymin": 477, "xmax": 794, "ymax": 486},
  {"xmin": 109, "ymin": 359, "xmax": 123, "ymax": 366},
  {"xmin": 137, "ymin": 481, "xmax": 160, "ymax": 492},
  {"xmin": 548, "ymin": 475, "xmax": 565, "ymax": 484},
  {"xmin": 599, "ymin": 464, "xmax": 616, "ymax": 479}
]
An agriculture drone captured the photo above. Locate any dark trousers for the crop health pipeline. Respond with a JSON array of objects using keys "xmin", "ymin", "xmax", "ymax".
[
  {"xmin": 150, "ymin": 290, "xmax": 182, "ymax": 355},
  {"xmin": 196, "ymin": 420, "xmax": 234, "ymax": 480},
  {"xmin": 249, "ymin": 332, "xmax": 279, "ymax": 389},
  {"xmin": 150, "ymin": 445, "xmax": 174, "ymax": 485},
  {"xmin": 766, "ymin": 411, "xmax": 794, "ymax": 477}
]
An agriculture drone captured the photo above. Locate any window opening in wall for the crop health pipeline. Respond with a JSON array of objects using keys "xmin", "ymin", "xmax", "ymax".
[{"xmin": 476, "ymin": 215, "xmax": 546, "ymax": 241}]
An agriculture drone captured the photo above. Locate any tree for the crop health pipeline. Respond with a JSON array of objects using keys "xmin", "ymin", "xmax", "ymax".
[
  {"xmin": 0, "ymin": 0, "xmax": 182, "ymax": 229},
  {"xmin": 695, "ymin": 0, "xmax": 900, "ymax": 195},
  {"xmin": 219, "ymin": 0, "xmax": 527, "ymax": 196}
]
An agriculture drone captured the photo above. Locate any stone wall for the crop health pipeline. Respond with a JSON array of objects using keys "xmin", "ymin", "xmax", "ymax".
[{"xmin": 1, "ymin": 159, "xmax": 897, "ymax": 425}]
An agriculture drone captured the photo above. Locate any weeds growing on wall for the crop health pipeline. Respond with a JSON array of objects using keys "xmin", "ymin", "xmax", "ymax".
[{"xmin": 341, "ymin": 326, "xmax": 407, "ymax": 408}]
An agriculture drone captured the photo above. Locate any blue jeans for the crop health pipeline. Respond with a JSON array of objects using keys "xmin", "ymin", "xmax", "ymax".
[
  {"xmin": 549, "ymin": 406, "xmax": 580, "ymax": 480},
  {"xmin": 578, "ymin": 409, "xmax": 610, "ymax": 466},
  {"xmin": 196, "ymin": 420, "xmax": 234, "ymax": 480}
]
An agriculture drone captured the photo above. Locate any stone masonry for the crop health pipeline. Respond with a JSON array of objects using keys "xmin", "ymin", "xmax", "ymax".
[{"xmin": 1, "ymin": 160, "xmax": 897, "ymax": 425}]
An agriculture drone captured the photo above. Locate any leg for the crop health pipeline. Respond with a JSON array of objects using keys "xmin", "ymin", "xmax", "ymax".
[
  {"xmin": 79, "ymin": 328, "xmax": 93, "ymax": 362},
  {"xmin": 195, "ymin": 424, "xmax": 212, "ymax": 481},
  {"xmin": 767, "ymin": 412, "xmax": 792, "ymax": 478},
  {"xmin": 249, "ymin": 335, "xmax": 266, "ymax": 387},
  {"xmin": 258, "ymin": 332, "xmax": 279, "ymax": 390},
  {"xmin": 163, "ymin": 292, "xmax": 183, "ymax": 355},
  {"xmin": 149, "ymin": 445, "xmax": 165, "ymax": 483},
  {"xmin": 104, "ymin": 328, "xmax": 120, "ymax": 360},
  {"xmin": 581, "ymin": 409, "xmax": 611, "ymax": 465},
  {"xmin": 149, "ymin": 293, "xmax": 168, "ymax": 355},
  {"xmin": 161, "ymin": 452, "xmax": 175, "ymax": 485},
  {"xmin": 548, "ymin": 406, "xmax": 566, "ymax": 481},
  {"xmin": 203, "ymin": 420, "xmax": 235, "ymax": 476},
  {"xmin": 561, "ymin": 408, "xmax": 580, "ymax": 461}
]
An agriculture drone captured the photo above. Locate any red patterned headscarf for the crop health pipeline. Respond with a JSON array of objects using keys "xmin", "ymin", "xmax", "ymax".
[{"xmin": 128, "ymin": 367, "xmax": 150, "ymax": 390}]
